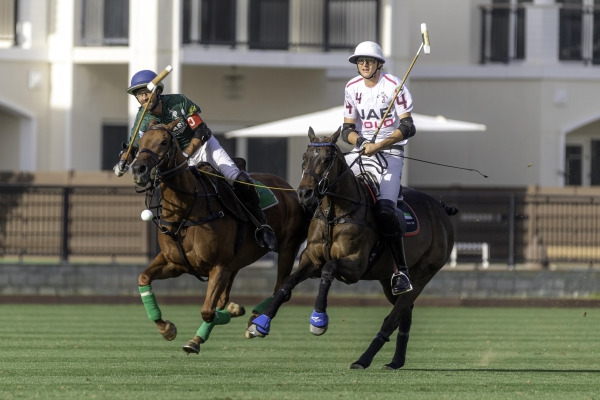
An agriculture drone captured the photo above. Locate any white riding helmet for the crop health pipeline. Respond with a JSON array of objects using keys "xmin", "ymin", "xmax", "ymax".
[{"xmin": 348, "ymin": 41, "xmax": 385, "ymax": 64}]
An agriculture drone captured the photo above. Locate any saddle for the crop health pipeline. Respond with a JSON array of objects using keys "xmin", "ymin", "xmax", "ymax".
[
  {"xmin": 191, "ymin": 160, "xmax": 278, "ymax": 221},
  {"xmin": 356, "ymin": 176, "xmax": 420, "ymax": 237}
]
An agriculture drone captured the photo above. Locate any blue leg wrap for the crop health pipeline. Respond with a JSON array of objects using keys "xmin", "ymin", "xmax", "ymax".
[
  {"xmin": 309, "ymin": 310, "xmax": 329, "ymax": 328},
  {"xmin": 252, "ymin": 314, "xmax": 271, "ymax": 335}
]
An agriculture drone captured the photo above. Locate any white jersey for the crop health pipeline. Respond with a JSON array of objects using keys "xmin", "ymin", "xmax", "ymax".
[{"xmin": 343, "ymin": 73, "xmax": 413, "ymax": 145}]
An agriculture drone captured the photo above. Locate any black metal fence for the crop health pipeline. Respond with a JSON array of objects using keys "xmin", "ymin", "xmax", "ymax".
[
  {"xmin": 2, "ymin": 183, "xmax": 600, "ymax": 266},
  {"xmin": 0, "ymin": 184, "xmax": 156, "ymax": 262}
]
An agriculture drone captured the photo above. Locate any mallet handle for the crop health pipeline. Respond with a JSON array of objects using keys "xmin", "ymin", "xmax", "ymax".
[
  {"xmin": 147, "ymin": 65, "xmax": 172, "ymax": 91},
  {"xmin": 370, "ymin": 43, "xmax": 423, "ymax": 143},
  {"xmin": 120, "ymin": 65, "xmax": 173, "ymax": 165}
]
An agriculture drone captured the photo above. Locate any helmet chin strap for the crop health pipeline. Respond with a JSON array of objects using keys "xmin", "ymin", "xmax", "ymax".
[
  {"xmin": 148, "ymin": 89, "xmax": 162, "ymax": 113},
  {"xmin": 359, "ymin": 64, "xmax": 382, "ymax": 80}
]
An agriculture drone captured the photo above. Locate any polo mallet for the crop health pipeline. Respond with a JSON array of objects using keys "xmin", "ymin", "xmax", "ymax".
[
  {"xmin": 118, "ymin": 65, "xmax": 173, "ymax": 170},
  {"xmin": 371, "ymin": 23, "xmax": 430, "ymax": 143}
]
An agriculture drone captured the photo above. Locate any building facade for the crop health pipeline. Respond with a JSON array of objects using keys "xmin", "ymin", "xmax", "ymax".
[{"xmin": 0, "ymin": 0, "xmax": 599, "ymax": 188}]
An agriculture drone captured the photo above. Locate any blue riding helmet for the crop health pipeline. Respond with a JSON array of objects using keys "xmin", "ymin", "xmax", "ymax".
[{"xmin": 126, "ymin": 70, "xmax": 164, "ymax": 94}]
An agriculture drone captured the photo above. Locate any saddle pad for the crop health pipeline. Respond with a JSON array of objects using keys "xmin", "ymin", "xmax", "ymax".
[
  {"xmin": 399, "ymin": 201, "xmax": 419, "ymax": 236},
  {"xmin": 254, "ymin": 179, "xmax": 279, "ymax": 210}
]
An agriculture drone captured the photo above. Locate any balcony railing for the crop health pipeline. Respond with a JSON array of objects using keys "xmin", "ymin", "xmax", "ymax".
[
  {"xmin": 182, "ymin": 0, "xmax": 380, "ymax": 51},
  {"xmin": 78, "ymin": 0, "xmax": 379, "ymax": 51}
]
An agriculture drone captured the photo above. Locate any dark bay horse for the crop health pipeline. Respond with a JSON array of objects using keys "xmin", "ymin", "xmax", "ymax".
[
  {"xmin": 130, "ymin": 120, "xmax": 309, "ymax": 354},
  {"xmin": 247, "ymin": 127, "xmax": 456, "ymax": 369}
]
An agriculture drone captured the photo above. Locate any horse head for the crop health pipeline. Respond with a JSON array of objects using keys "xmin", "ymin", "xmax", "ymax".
[
  {"xmin": 131, "ymin": 119, "xmax": 184, "ymax": 186},
  {"xmin": 297, "ymin": 126, "xmax": 344, "ymax": 211}
]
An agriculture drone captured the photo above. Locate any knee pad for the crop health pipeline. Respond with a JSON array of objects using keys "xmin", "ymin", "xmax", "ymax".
[
  {"xmin": 374, "ymin": 199, "xmax": 404, "ymax": 239},
  {"xmin": 234, "ymin": 171, "xmax": 252, "ymax": 193}
]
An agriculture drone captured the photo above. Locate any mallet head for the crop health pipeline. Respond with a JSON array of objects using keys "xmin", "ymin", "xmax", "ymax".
[{"xmin": 421, "ymin": 23, "xmax": 431, "ymax": 54}]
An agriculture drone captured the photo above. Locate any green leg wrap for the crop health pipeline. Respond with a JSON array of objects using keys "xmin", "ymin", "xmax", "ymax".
[
  {"xmin": 196, "ymin": 308, "xmax": 232, "ymax": 343},
  {"xmin": 252, "ymin": 296, "xmax": 274, "ymax": 315},
  {"xmin": 139, "ymin": 285, "xmax": 161, "ymax": 321}
]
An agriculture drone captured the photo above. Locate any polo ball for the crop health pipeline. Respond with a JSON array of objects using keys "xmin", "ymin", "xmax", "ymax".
[{"xmin": 141, "ymin": 209, "xmax": 154, "ymax": 222}]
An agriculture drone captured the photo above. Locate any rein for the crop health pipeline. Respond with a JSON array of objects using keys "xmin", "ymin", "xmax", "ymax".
[
  {"xmin": 136, "ymin": 126, "xmax": 225, "ymax": 282},
  {"xmin": 305, "ymin": 142, "xmax": 374, "ymax": 226}
]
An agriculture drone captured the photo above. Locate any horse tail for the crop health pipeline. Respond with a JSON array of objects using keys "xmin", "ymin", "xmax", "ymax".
[{"xmin": 440, "ymin": 201, "xmax": 459, "ymax": 216}]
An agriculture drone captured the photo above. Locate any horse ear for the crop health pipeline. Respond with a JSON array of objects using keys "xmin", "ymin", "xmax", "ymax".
[
  {"xmin": 148, "ymin": 118, "xmax": 158, "ymax": 128},
  {"xmin": 332, "ymin": 127, "xmax": 341, "ymax": 143},
  {"xmin": 308, "ymin": 127, "xmax": 316, "ymax": 142},
  {"xmin": 166, "ymin": 118, "xmax": 181, "ymax": 132}
]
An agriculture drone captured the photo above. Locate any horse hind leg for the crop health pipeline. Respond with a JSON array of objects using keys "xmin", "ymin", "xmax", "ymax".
[
  {"xmin": 383, "ymin": 303, "xmax": 414, "ymax": 370},
  {"xmin": 350, "ymin": 332, "xmax": 390, "ymax": 369}
]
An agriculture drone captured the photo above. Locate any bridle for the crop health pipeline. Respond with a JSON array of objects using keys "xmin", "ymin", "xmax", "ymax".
[
  {"xmin": 136, "ymin": 126, "xmax": 189, "ymax": 189},
  {"xmin": 302, "ymin": 141, "xmax": 372, "ymax": 223},
  {"xmin": 133, "ymin": 125, "xmax": 222, "ymax": 282}
]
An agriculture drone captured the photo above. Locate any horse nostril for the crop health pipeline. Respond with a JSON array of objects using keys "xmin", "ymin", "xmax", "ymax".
[{"xmin": 299, "ymin": 189, "xmax": 314, "ymax": 200}]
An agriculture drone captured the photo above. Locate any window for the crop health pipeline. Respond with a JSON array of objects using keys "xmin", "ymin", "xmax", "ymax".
[
  {"xmin": 102, "ymin": 125, "xmax": 128, "ymax": 171},
  {"xmin": 559, "ymin": 0, "xmax": 583, "ymax": 60},
  {"xmin": 182, "ymin": 0, "xmax": 236, "ymax": 45},
  {"xmin": 248, "ymin": 138, "xmax": 287, "ymax": 178},
  {"xmin": 248, "ymin": 0, "xmax": 289, "ymax": 50},
  {"xmin": 558, "ymin": 0, "xmax": 600, "ymax": 63},
  {"xmin": 591, "ymin": 140, "xmax": 600, "ymax": 185},
  {"xmin": 565, "ymin": 145, "xmax": 582, "ymax": 186},
  {"xmin": 80, "ymin": 0, "xmax": 129, "ymax": 46},
  {"xmin": 0, "ymin": 0, "xmax": 16, "ymax": 45},
  {"xmin": 481, "ymin": 0, "xmax": 531, "ymax": 63}
]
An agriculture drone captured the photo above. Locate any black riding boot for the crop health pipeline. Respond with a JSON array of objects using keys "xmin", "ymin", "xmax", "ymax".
[
  {"xmin": 374, "ymin": 199, "xmax": 413, "ymax": 296},
  {"xmin": 389, "ymin": 237, "xmax": 413, "ymax": 296},
  {"xmin": 234, "ymin": 172, "xmax": 278, "ymax": 251}
]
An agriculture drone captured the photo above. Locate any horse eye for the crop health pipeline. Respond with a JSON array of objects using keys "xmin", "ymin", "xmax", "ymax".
[{"xmin": 161, "ymin": 140, "xmax": 168, "ymax": 147}]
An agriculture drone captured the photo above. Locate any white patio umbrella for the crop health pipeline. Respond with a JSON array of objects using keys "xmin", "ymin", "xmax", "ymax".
[{"xmin": 225, "ymin": 106, "xmax": 486, "ymax": 138}]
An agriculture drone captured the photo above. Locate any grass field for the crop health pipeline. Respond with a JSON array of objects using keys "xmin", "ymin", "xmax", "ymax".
[{"xmin": 0, "ymin": 303, "xmax": 599, "ymax": 400}]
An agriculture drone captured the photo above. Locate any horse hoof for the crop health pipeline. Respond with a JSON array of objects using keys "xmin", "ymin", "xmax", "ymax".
[
  {"xmin": 227, "ymin": 302, "xmax": 246, "ymax": 317},
  {"xmin": 309, "ymin": 324, "xmax": 328, "ymax": 336},
  {"xmin": 182, "ymin": 340, "xmax": 200, "ymax": 355},
  {"xmin": 159, "ymin": 320, "xmax": 177, "ymax": 341},
  {"xmin": 246, "ymin": 324, "xmax": 266, "ymax": 338},
  {"xmin": 350, "ymin": 363, "xmax": 366, "ymax": 370}
]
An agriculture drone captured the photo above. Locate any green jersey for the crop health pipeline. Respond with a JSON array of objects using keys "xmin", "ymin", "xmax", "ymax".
[{"xmin": 128, "ymin": 94, "xmax": 203, "ymax": 150}]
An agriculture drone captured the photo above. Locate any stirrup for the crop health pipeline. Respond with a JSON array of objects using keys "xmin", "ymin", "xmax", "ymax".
[
  {"xmin": 255, "ymin": 225, "xmax": 277, "ymax": 251},
  {"xmin": 391, "ymin": 271, "xmax": 413, "ymax": 296}
]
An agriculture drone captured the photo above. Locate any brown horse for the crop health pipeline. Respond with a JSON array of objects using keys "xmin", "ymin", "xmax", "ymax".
[
  {"xmin": 247, "ymin": 127, "xmax": 456, "ymax": 369},
  {"xmin": 129, "ymin": 120, "xmax": 309, "ymax": 354}
]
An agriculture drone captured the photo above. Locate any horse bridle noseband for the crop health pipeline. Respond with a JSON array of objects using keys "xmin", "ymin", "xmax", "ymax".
[
  {"xmin": 137, "ymin": 127, "xmax": 189, "ymax": 184},
  {"xmin": 303, "ymin": 142, "xmax": 350, "ymax": 198}
]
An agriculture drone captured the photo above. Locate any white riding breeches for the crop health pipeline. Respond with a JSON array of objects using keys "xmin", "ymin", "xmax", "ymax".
[
  {"xmin": 344, "ymin": 148, "xmax": 404, "ymax": 203},
  {"xmin": 187, "ymin": 135, "xmax": 240, "ymax": 184}
]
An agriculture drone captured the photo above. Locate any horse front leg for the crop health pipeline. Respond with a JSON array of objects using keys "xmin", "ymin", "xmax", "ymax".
[
  {"xmin": 247, "ymin": 257, "xmax": 318, "ymax": 338},
  {"xmin": 244, "ymin": 243, "xmax": 300, "ymax": 335},
  {"xmin": 138, "ymin": 253, "xmax": 186, "ymax": 341},
  {"xmin": 309, "ymin": 259, "xmax": 339, "ymax": 336},
  {"xmin": 181, "ymin": 266, "xmax": 235, "ymax": 354}
]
